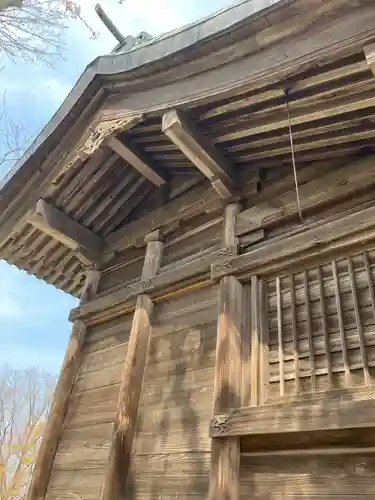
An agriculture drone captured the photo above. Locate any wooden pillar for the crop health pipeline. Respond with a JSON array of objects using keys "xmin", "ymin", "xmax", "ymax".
[
  {"xmin": 26, "ymin": 268, "xmax": 101, "ymax": 500},
  {"xmin": 209, "ymin": 203, "xmax": 242, "ymax": 500},
  {"xmin": 101, "ymin": 230, "xmax": 164, "ymax": 500}
]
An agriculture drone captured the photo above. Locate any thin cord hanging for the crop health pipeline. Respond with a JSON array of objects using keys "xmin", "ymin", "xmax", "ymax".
[{"xmin": 285, "ymin": 89, "xmax": 303, "ymax": 222}]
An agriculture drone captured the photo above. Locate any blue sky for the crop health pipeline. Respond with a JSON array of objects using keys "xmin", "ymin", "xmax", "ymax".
[{"xmin": 0, "ymin": 0, "xmax": 233, "ymax": 374}]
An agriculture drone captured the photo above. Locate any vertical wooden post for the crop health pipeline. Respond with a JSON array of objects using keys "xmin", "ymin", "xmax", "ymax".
[
  {"xmin": 209, "ymin": 203, "xmax": 242, "ymax": 500},
  {"xmin": 26, "ymin": 267, "xmax": 101, "ymax": 500},
  {"xmin": 101, "ymin": 230, "xmax": 164, "ymax": 500}
]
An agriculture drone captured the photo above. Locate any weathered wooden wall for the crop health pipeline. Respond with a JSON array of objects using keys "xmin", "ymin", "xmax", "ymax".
[
  {"xmin": 40, "ymin": 153, "xmax": 375, "ymax": 500},
  {"xmin": 240, "ymin": 453, "xmax": 375, "ymax": 499},
  {"xmin": 44, "ymin": 285, "xmax": 218, "ymax": 500},
  {"xmin": 129, "ymin": 285, "xmax": 218, "ymax": 499},
  {"xmin": 44, "ymin": 313, "xmax": 132, "ymax": 500}
]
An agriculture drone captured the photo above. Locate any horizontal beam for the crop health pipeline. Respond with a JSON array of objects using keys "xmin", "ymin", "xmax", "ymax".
[
  {"xmin": 212, "ymin": 201, "xmax": 375, "ymax": 280},
  {"xmin": 69, "ymin": 245, "xmax": 236, "ymax": 322},
  {"xmin": 107, "ymin": 136, "xmax": 167, "ymax": 187},
  {"xmin": 210, "ymin": 388, "xmax": 375, "ymax": 438},
  {"xmin": 107, "ymin": 182, "xmax": 221, "ymax": 253},
  {"xmin": 162, "ymin": 109, "xmax": 235, "ymax": 199},
  {"xmin": 74, "ymin": 198, "xmax": 375, "ymax": 322},
  {"xmin": 235, "ymin": 154, "xmax": 375, "ymax": 238},
  {"xmin": 27, "ymin": 199, "xmax": 107, "ymax": 264}
]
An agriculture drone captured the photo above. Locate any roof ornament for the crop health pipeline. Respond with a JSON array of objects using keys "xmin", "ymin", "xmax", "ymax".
[
  {"xmin": 285, "ymin": 88, "xmax": 303, "ymax": 223},
  {"xmin": 95, "ymin": 3, "xmax": 152, "ymax": 53}
]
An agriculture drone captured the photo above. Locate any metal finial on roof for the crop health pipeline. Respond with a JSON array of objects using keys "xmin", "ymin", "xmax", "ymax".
[
  {"xmin": 285, "ymin": 88, "xmax": 303, "ymax": 223},
  {"xmin": 95, "ymin": 3, "xmax": 125, "ymax": 43}
]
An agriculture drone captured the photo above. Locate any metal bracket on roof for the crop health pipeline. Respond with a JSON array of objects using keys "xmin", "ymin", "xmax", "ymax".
[{"xmin": 112, "ymin": 32, "xmax": 153, "ymax": 54}]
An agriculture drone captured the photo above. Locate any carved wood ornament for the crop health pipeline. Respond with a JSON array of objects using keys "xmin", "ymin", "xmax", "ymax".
[
  {"xmin": 210, "ymin": 415, "xmax": 230, "ymax": 436},
  {"xmin": 62, "ymin": 114, "xmax": 143, "ymax": 173}
]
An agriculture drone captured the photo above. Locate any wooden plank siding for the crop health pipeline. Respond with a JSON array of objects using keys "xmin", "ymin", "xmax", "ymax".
[
  {"xmin": 130, "ymin": 285, "xmax": 218, "ymax": 499},
  {"xmin": 39, "ymin": 150, "xmax": 375, "ymax": 500},
  {"xmin": 240, "ymin": 453, "xmax": 375, "ymax": 499},
  {"xmin": 45, "ymin": 313, "xmax": 132, "ymax": 500}
]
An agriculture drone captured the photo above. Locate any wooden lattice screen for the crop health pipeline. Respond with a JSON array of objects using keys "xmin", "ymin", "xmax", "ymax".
[{"xmin": 249, "ymin": 251, "xmax": 375, "ymax": 406}]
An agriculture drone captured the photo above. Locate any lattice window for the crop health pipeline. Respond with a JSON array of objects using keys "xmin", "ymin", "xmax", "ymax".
[{"xmin": 249, "ymin": 251, "xmax": 375, "ymax": 405}]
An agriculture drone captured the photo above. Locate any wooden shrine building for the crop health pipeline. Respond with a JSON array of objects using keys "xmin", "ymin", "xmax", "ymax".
[{"xmin": 3, "ymin": 0, "xmax": 375, "ymax": 498}]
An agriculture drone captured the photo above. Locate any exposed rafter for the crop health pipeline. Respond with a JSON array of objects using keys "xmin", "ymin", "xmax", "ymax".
[
  {"xmin": 27, "ymin": 200, "xmax": 107, "ymax": 265},
  {"xmin": 107, "ymin": 136, "xmax": 167, "ymax": 187},
  {"xmin": 364, "ymin": 43, "xmax": 375, "ymax": 77},
  {"xmin": 162, "ymin": 109, "xmax": 236, "ymax": 199}
]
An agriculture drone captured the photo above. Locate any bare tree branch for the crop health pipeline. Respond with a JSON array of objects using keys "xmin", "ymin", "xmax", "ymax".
[
  {"xmin": 0, "ymin": 365, "xmax": 56, "ymax": 500},
  {"xmin": 0, "ymin": 1, "xmax": 97, "ymax": 65},
  {"xmin": 0, "ymin": 91, "xmax": 30, "ymax": 180}
]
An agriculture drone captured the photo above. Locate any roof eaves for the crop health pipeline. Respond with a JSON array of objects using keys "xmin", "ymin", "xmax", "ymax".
[{"xmin": 0, "ymin": 0, "xmax": 287, "ymax": 193}]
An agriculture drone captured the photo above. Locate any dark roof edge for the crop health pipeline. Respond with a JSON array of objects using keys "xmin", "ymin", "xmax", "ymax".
[{"xmin": 0, "ymin": 0, "xmax": 286, "ymax": 192}]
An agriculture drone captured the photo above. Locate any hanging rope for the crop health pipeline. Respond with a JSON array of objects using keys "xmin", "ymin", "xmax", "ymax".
[{"xmin": 285, "ymin": 89, "xmax": 303, "ymax": 222}]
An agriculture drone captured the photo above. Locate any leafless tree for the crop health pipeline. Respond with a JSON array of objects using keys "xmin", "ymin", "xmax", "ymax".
[
  {"xmin": 0, "ymin": 365, "xmax": 56, "ymax": 500},
  {"xmin": 0, "ymin": 0, "xmax": 97, "ymax": 179},
  {"xmin": 0, "ymin": 91, "xmax": 30, "ymax": 180},
  {"xmin": 0, "ymin": 1, "xmax": 95, "ymax": 64}
]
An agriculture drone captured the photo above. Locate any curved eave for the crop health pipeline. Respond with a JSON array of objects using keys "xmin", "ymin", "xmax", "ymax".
[
  {"xmin": 0, "ymin": 0, "xmax": 286, "ymax": 198},
  {"xmin": 2, "ymin": 0, "xmax": 375, "ymax": 297}
]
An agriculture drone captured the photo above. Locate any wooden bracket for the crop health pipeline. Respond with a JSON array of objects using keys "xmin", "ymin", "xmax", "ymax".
[
  {"xmin": 162, "ymin": 109, "xmax": 236, "ymax": 199},
  {"xmin": 27, "ymin": 199, "xmax": 107, "ymax": 265},
  {"xmin": 107, "ymin": 136, "xmax": 167, "ymax": 187}
]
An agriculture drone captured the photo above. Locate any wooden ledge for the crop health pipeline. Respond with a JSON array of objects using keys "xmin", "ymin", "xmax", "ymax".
[
  {"xmin": 69, "ymin": 248, "xmax": 225, "ymax": 322},
  {"xmin": 210, "ymin": 387, "xmax": 375, "ymax": 438}
]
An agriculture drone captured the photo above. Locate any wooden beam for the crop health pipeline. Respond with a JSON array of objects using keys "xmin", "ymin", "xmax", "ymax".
[
  {"xmin": 27, "ymin": 199, "xmax": 106, "ymax": 264},
  {"xmin": 209, "ymin": 203, "xmax": 242, "ymax": 500},
  {"xmin": 73, "ymin": 198, "xmax": 375, "ymax": 324},
  {"xmin": 212, "ymin": 201, "xmax": 375, "ymax": 281},
  {"xmin": 364, "ymin": 43, "xmax": 375, "ymax": 77},
  {"xmin": 235, "ymin": 154, "xmax": 375, "ymax": 238},
  {"xmin": 108, "ymin": 152, "xmax": 375, "ymax": 255},
  {"xmin": 210, "ymin": 387, "xmax": 375, "ymax": 438},
  {"xmin": 101, "ymin": 232, "xmax": 164, "ymax": 500},
  {"xmin": 162, "ymin": 109, "xmax": 235, "ymax": 199},
  {"xmin": 107, "ymin": 135, "xmax": 167, "ymax": 186},
  {"xmin": 69, "ymin": 243, "xmax": 230, "ymax": 323},
  {"xmin": 107, "ymin": 181, "xmax": 220, "ymax": 253},
  {"xmin": 26, "ymin": 269, "xmax": 101, "ymax": 500}
]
